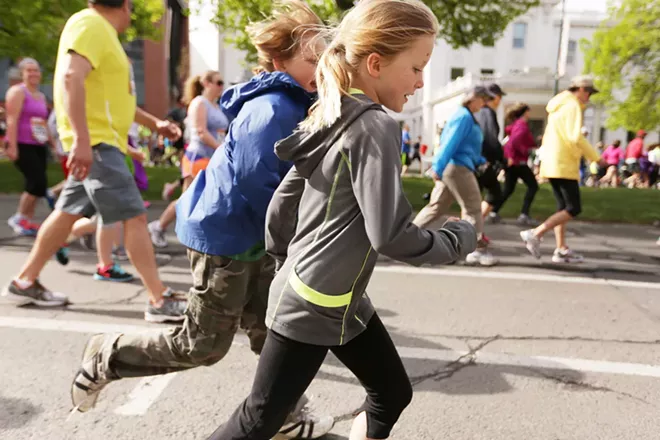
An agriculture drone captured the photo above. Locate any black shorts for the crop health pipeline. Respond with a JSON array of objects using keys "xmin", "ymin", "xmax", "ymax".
[
  {"xmin": 549, "ymin": 178, "xmax": 582, "ymax": 217},
  {"xmin": 477, "ymin": 163, "xmax": 503, "ymax": 206},
  {"xmin": 14, "ymin": 143, "xmax": 48, "ymax": 197}
]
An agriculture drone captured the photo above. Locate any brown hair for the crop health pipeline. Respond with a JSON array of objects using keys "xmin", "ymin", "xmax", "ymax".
[
  {"xmin": 301, "ymin": 0, "xmax": 439, "ymax": 131},
  {"xmin": 247, "ymin": 0, "xmax": 323, "ymax": 74},
  {"xmin": 182, "ymin": 71, "xmax": 219, "ymax": 105},
  {"xmin": 505, "ymin": 102, "xmax": 530, "ymax": 126}
]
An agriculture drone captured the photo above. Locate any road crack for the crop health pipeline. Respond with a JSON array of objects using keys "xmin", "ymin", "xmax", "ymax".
[{"xmin": 524, "ymin": 367, "xmax": 653, "ymax": 406}]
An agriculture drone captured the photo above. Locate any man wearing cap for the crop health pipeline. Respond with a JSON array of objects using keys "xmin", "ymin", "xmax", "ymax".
[
  {"xmin": 520, "ymin": 75, "xmax": 603, "ymax": 263},
  {"xmin": 414, "ymin": 85, "xmax": 497, "ymax": 266},
  {"xmin": 474, "ymin": 83, "xmax": 506, "ymax": 226}
]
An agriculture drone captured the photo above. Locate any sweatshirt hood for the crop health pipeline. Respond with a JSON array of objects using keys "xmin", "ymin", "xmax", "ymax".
[
  {"xmin": 221, "ymin": 71, "xmax": 314, "ymax": 119},
  {"xmin": 546, "ymin": 90, "xmax": 585, "ymax": 114},
  {"xmin": 274, "ymin": 94, "xmax": 383, "ymax": 178}
]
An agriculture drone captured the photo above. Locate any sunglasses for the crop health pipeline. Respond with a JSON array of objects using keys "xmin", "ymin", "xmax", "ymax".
[{"xmin": 216, "ymin": 80, "xmax": 224, "ymax": 87}]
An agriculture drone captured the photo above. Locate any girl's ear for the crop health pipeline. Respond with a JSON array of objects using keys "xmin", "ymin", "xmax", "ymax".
[
  {"xmin": 365, "ymin": 53, "xmax": 382, "ymax": 79},
  {"xmin": 273, "ymin": 58, "xmax": 287, "ymax": 73}
]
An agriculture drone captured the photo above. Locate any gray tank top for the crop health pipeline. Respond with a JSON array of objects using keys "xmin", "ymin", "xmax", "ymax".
[{"xmin": 187, "ymin": 96, "xmax": 229, "ymax": 158}]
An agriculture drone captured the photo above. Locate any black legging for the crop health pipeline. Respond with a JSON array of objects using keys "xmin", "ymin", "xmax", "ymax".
[
  {"xmin": 493, "ymin": 164, "xmax": 538, "ymax": 216},
  {"xmin": 208, "ymin": 313, "xmax": 413, "ymax": 440}
]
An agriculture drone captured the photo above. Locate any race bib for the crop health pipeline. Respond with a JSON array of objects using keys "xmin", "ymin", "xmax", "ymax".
[{"xmin": 30, "ymin": 117, "xmax": 49, "ymax": 144}]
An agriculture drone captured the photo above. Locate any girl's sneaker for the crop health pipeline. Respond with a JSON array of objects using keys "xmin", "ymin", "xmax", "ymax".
[
  {"xmin": 552, "ymin": 248, "xmax": 584, "ymax": 264},
  {"xmin": 93, "ymin": 264, "xmax": 134, "ymax": 283},
  {"xmin": 55, "ymin": 246, "xmax": 70, "ymax": 265}
]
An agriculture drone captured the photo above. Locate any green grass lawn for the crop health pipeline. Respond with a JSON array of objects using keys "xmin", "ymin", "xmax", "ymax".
[{"xmin": 0, "ymin": 160, "xmax": 657, "ymax": 224}]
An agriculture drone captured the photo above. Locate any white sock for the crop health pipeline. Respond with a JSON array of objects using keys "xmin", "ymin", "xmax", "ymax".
[{"xmin": 14, "ymin": 278, "xmax": 33, "ymax": 289}]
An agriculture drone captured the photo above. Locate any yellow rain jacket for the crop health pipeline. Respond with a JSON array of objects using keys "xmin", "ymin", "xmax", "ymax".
[{"xmin": 539, "ymin": 91, "xmax": 600, "ymax": 180}]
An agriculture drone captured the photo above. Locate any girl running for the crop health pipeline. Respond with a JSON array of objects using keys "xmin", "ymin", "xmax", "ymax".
[
  {"xmin": 148, "ymin": 71, "xmax": 229, "ymax": 248},
  {"xmin": 413, "ymin": 85, "xmax": 498, "ymax": 267},
  {"xmin": 490, "ymin": 102, "xmax": 539, "ymax": 225},
  {"xmin": 207, "ymin": 1, "xmax": 477, "ymax": 438},
  {"xmin": 4, "ymin": 58, "xmax": 50, "ymax": 236},
  {"xmin": 72, "ymin": 1, "xmax": 333, "ymax": 437}
]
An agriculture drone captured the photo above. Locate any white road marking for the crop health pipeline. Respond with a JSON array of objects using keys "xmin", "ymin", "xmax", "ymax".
[
  {"xmin": 2, "ymin": 316, "xmax": 660, "ymax": 381},
  {"xmin": 374, "ymin": 265, "xmax": 660, "ymax": 290},
  {"xmin": 113, "ymin": 373, "xmax": 178, "ymax": 416}
]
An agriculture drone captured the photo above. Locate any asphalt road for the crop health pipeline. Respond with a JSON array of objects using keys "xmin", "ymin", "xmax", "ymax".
[{"xmin": 1, "ymin": 196, "xmax": 660, "ymax": 440}]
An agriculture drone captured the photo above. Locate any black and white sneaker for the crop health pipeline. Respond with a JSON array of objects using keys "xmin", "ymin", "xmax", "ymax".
[
  {"xmin": 276, "ymin": 401, "xmax": 334, "ymax": 439},
  {"xmin": 71, "ymin": 334, "xmax": 114, "ymax": 413}
]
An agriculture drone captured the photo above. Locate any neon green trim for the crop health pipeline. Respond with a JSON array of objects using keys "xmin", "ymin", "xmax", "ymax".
[
  {"xmin": 338, "ymin": 149, "xmax": 352, "ymax": 173},
  {"xmin": 289, "ymin": 271, "xmax": 352, "ymax": 307},
  {"xmin": 340, "ymin": 246, "xmax": 373, "ymax": 344},
  {"xmin": 348, "ymin": 88, "xmax": 365, "ymax": 95}
]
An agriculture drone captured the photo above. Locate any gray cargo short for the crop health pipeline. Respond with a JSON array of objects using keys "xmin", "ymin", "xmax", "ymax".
[{"xmin": 55, "ymin": 144, "xmax": 146, "ymax": 225}]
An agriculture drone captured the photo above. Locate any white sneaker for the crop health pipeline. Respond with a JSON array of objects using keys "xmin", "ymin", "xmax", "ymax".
[
  {"xmin": 148, "ymin": 221, "xmax": 168, "ymax": 248},
  {"xmin": 162, "ymin": 182, "xmax": 177, "ymax": 201},
  {"xmin": 465, "ymin": 249, "xmax": 499, "ymax": 266},
  {"xmin": 520, "ymin": 229, "xmax": 542, "ymax": 259},
  {"xmin": 552, "ymin": 248, "xmax": 584, "ymax": 263}
]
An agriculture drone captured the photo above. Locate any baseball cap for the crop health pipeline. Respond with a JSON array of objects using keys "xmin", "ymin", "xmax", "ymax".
[
  {"xmin": 472, "ymin": 85, "xmax": 497, "ymax": 99},
  {"xmin": 486, "ymin": 83, "xmax": 506, "ymax": 97},
  {"xmin": 637, "ymin": 130, "xmax": 647, "ymax": 137},
  {"xmin": 569, "ymin": 75, "xmax": 599, "ymax": 94}
]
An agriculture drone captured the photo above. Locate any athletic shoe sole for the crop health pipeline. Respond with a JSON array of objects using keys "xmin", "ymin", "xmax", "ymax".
[{"xmin": 93, "ymin": 274, "xmax": 135, "ymax": 283}]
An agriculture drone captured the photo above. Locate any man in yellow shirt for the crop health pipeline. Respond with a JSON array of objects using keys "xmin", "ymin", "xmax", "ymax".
[
  {"xmin": 520, "ymin": 75, "xmax": 605, "ymax": 263},
  {"xmin": 2, "ymin": 0, "xmax": 186, "ymax": 322}
]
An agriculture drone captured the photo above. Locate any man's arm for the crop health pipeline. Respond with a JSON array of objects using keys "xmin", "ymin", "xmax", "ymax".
[
  {"xmin": 62, "ymin": 51, "xmax": 94, "ymax": 180},
  {"xmin": 135, "ymin": 107, "xmax": 181, "ymax": 141}
]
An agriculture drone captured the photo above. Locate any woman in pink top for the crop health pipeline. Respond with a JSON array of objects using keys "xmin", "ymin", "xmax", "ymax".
[
  {"xmin": 4, "ymin": 58, "xmax": 51, "ymax": 236},
  {"xmin": 491, "ymin": 102, "xmax": 538, "ymax": 225},
  {"xmin": 599, "ymin": 140, "xmax": 624, "ymax": 187}
]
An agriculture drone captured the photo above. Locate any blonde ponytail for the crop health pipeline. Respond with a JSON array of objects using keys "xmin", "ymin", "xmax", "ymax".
[
  {"xmin": 182, "ymin": 75, "xmax": 203, "ymax": 106},
  {"xmin": 302, "ymin": 43, "xmax": 352, "ymax": 131}
]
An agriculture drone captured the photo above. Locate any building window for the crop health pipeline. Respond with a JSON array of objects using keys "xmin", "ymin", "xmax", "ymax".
[
  {"xmin": 450, "ymin": 67, "xmax": 465, "ymax": 80},
  {"xmin": 481, "ymin": 68, "xmax": 495, "ymax": 76},
  {"xmin": 567, "ymin": 40, "xmax": 577, "ymax": 65},
  {"xmin": 512, "ymin": 23, "xmax": 527, "ymax": 49}
]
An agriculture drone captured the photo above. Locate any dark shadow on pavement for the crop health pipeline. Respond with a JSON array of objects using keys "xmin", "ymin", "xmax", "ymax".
[
  {"xmin": 65, "ymin": 307, "xmax": 145, "ymax": 321},
  {"xmin": 0, "ymin": 395, "xmax": 42, "ymax": 429},
  {"xmin": 316, "ymin": 354, "xmax": 585, "ymax": 397}
]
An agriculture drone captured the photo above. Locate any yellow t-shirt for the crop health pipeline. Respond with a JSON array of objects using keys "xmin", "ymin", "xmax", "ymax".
[{"xmin": 54, "ymin": 9, "xmax": 136, "ymax": 154}]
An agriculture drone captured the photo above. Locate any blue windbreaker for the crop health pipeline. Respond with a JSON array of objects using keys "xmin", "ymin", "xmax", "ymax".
[
  {"xmin": 433, "ymin": 106, "xmax": 486, "ymax": 177},
  {"xmin": 175, "ymin": 72, "xmax": 314, "ymax": 256}
]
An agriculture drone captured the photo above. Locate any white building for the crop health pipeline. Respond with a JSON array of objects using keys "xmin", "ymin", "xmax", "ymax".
[
  {"xmin": 188, "ymin": 0, "xmax": 252, "ymax": 85},
  {"xmin": 397, "ymin": 0, "xmax": 658, "ymax": 149}
]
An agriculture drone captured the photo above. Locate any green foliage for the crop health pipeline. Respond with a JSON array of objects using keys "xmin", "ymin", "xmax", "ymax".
[
  {"xmin": 582, "ymin": 0, "xmax": 660, "ymax": 132},
  {"xmin": 200, "ymin": 0, "xmax": 539, "ymax": 68},
  {"xmin": 0, "ymin": 0, "xmax": 165, "ymax": 76}
]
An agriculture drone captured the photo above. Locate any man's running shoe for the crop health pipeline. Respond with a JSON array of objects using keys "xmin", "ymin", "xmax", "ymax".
[
  {"xmin": 94, "ymin": 264, "xmax": 134, "ymax": 283},
  {"xmin": 465, "ymin": 249, "xmax": 499, "ymax": 267},
  {"xmin": 1, "ymin": 279, "xmax": 68, "ymax": 307},
  {"xmin": 517, "ymin": 214, "xmax": 538, "ymax": 226}
]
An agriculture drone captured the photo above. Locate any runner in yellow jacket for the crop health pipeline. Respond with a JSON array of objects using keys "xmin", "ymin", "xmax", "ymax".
[{"xmin": 520, "ymin": 75, "xmax": 603, "ymax": 263}]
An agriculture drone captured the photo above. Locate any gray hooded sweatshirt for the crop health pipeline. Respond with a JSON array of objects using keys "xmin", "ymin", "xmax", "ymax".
[{"xmin": 265, "ymin": 94, "xmax": 477, "ymax": 346}]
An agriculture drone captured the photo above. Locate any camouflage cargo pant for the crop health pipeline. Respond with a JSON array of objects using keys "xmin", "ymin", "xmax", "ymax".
[{"xmin": 104, "ymin": 249, "xmax": 273, "ymax": 378}]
